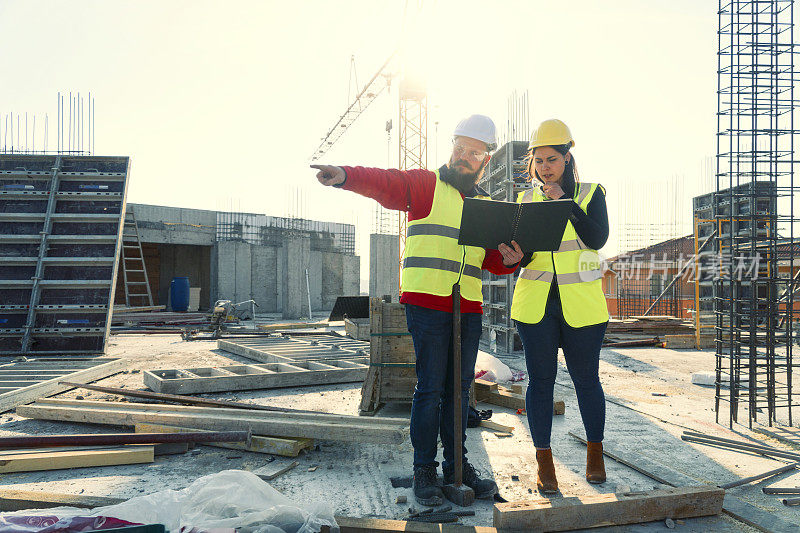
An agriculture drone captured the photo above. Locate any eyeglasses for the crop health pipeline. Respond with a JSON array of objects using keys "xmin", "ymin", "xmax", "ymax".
[{"xmin": 452, "ymin": 140, "xmax": 488, "ymax": 162}]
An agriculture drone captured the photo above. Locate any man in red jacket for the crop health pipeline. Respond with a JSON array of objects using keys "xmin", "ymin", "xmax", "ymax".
[{"xmin": 312, "ymin": 115, "xmax": 523, "ymax": 505}]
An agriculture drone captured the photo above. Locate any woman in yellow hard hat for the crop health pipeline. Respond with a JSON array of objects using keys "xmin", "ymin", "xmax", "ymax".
[{"xmin": 510, "ymin": 118, "xmax": 609, "ymax": 494}]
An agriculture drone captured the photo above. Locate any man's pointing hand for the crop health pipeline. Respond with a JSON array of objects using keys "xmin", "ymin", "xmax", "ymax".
[{"xmin": 310, "ymin": 164, "xmax": 346, "ymax": 187}]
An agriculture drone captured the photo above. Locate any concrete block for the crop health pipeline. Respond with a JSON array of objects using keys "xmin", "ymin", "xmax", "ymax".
[{"xmin": 281, "ymin": 235, "xmax": 311, "ymax": 319}]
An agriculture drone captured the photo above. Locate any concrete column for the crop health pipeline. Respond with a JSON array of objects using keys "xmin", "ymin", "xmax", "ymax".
[
  {"xmin": 250, "ymin": 244, "xmax": 278, "ymax": 312},
  {"xmin": 343, "ymin": 254, "xmax": 361, "ymax": 295},
  {"xmin": 281, "ymin": 234, "xmax": 311, "ymax": 319},
  {"xmin": 321, "ymin": 252, "xmax": 344, "ymax": 310},
  {"xmin": 369, "ymin": 233, "xmax": 400, "ymax": 301}
]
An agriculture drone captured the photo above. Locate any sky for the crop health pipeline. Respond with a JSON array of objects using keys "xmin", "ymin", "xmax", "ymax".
[{"xmin": 0, "ymin": 0, "xmax": 720, "ymax": 289}]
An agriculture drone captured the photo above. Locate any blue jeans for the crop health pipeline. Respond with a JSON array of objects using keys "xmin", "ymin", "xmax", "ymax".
[
  {"xmin": 515, "ymin": 297, "xmax": 607, "ymax": 449},
  {"xmin": 405, "ymin": 304, "xmax": 482, "ymax": 471}
]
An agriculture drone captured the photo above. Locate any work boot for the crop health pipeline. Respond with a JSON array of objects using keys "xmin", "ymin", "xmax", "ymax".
[
  {"xmin": 413, "ymin": 465, "xmax": 444, "ymax": 506},
  {"xmin": 586, "ymin": 441, "xmax": 606, "ymax": 484},
  {"xmin": 536, "ymin": 448, "xmax": 558, "ymax": 494},
  {"xmin": 443, "ymin": 461, "xmax": 498, "ymax": 499}
]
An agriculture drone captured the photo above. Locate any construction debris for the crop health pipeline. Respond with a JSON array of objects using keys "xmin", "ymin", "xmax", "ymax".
[
  {"xmin": 474, "ymin": 379, "xmax": 564, "ymax": 415},
  {"xmin": 0, "ymin": 357, "xmax": 128, "ymax": 414}
]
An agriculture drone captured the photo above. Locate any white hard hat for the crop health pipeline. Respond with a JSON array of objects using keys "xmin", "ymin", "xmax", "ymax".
[{"xmin": 453, "ymin": 114, "xmax": 497, "ymax": 151}]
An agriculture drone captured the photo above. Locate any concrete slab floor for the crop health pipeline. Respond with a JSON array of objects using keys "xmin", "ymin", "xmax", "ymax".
[{"xmin": 1, "ymin": 334, "xmax": 796, "ymax": 531}]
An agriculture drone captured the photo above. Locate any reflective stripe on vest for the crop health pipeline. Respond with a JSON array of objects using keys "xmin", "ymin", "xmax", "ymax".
[
  {"xmin": 403, "ymin": 257, "xmax": 482, "ymax": 280},
  {"xmin": 406, "ymin": 223, "xmax": 461, "ymax": 240},
  {"xmin": 511, "ymin": 181, "xmax": 608, "ymax": 327},
  {"xmin": 400, "ymin": 171, "xmax": 487, "ymax": 302}
]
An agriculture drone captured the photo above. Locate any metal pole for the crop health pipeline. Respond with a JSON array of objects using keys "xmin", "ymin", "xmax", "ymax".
[
  {"xmin": 719, "ymin": 462, "xmax": 799, "ymax": 490},
  {"xmin": 0, "ymin": 431, "xmax": 249, "ymax": 448},
  {"xmin": 452, "ymin": 282, "xmax": 462, "ymax": 487},
  {"xmin": 305, "ymin": 268, "xmax": 313, "ymax": 320}
]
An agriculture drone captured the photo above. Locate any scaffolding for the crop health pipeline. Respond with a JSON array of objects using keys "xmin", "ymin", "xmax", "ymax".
[
  {"xmin": 478, "ymin": 141, "xmax": 532, "ymax": 353},
  {"xmin": 715, "ymin": 0, "xmax": 800, "ymax": 428}
]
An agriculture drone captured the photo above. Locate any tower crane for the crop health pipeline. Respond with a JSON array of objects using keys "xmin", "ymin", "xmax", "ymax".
[{"xmin": 311, "ymin": 51, "xmax": 429, "ymax": 291}]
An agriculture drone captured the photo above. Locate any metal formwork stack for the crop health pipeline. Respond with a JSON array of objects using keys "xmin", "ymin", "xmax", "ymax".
[
  {"xmin": 477, "ymin": 141, "xmax": 531, "ymax": 353},
  {"xmin": 0, "ymin": 154, "xmax": 130, "ymax": 355}
]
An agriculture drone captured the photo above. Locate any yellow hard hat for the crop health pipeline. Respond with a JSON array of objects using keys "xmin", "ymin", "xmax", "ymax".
[{"xmin": 528, "ymin": 119, "xmax": 575, "ymax": 150}]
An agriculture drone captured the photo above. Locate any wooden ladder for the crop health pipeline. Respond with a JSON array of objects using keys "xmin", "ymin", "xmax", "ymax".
[{"xmin": 121, "ymin": 207, "xmax": 154, "ymax": 307}]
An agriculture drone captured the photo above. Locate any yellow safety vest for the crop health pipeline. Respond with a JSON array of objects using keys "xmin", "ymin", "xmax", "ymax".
[
  {"xmin": 510, "ymin": 182, "xmax": 609, "ymax": 327},
  {"xmin": 401, "ymin": 171, "xmax": 486, "ymax": 303}
]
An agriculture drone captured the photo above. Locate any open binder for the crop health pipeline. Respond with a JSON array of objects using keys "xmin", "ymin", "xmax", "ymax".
[{"xmin": 457, "ymin": 197, "xmax": 573, "ymax": 252}]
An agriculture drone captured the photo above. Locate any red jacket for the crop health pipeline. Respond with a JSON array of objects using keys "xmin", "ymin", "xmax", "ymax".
[{"xmin": 339, "ymin": 165, "xmax": 517, "ymax": 314}]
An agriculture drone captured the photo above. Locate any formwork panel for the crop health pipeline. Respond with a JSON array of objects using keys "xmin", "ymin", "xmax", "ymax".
[{"xmin": 0, "ymin": 155, "xmax": 130, "ymax": 355}]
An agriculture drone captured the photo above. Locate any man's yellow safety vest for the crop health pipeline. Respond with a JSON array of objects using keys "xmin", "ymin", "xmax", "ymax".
[
  {"xmin": 510, "ymin": 182, "xmax": 609, "ymax": 327},
  {"xmin": 401, "ymin": 171, "xmax": 486, "ymax": 303}
]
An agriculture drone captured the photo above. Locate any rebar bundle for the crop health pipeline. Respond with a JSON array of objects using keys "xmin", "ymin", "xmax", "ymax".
[{"xmin": 715, "ymin": 0, "xmax": 800, "ymax": 427}]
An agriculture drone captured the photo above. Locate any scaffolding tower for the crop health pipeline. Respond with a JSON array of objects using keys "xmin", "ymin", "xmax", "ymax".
[
  {"xmin": 478, "ymin": 141, "xmax": 532, "ymax": 353},
  {"xmin": 715, "ymin": 0, "xmax": 800, "ymax": 428}
]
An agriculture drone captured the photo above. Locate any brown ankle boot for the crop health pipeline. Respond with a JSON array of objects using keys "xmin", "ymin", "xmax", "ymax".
[
  {"xmin": 535, "ymin": 448, "xmax": 558, "ymax": 494},
  {"xmin": 586, "ymin": 441, "xmax": 606, "ymax": 484}
]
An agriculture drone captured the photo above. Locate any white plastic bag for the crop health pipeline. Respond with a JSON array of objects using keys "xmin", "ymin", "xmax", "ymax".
[
  {"xmin": 2, "ymin": 470, "xmax": 337, "ymax": 533},
  {"xmin": 474, "ymin": 350, "xmax": 513, "ymax": 382}
]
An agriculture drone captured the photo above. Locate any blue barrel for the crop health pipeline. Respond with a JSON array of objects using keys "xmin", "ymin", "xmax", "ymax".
[{"xmin": 170, "ymin": 276, "xmax": 190, "ymax": 312}]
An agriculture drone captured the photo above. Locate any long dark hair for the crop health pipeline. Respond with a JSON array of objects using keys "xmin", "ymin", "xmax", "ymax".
[{"xmin": 525, "ymin": 143, "xmax": 580, "ymax": 187}]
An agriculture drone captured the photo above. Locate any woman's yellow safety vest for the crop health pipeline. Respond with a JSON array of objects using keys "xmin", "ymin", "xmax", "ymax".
[
  {"xmin": 510, "ymin": 182, "xmax": 609, "ymax": 327},
  {"xmin": 401, "ymin": 171, "xmax": 486, "ymax": 303}
]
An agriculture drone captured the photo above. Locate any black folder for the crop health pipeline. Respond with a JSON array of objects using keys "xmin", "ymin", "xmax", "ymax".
[{"xmin": 457, "ymin": 197, "xmax": 573, "ymax": 252}]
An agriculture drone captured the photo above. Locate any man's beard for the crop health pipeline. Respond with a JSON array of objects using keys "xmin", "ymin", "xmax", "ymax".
[{"xmin": 443, "ymin": 160, "xmax": 486, "ymax": 194}]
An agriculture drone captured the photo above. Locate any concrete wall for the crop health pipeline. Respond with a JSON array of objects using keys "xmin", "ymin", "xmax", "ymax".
[
  {"xmin": 369, "ymin": 233, "xmax": 400, "ymax": 301},
  {"xmin": 131, "ymin": 204, "xmax": 216, "ymax": 246}
]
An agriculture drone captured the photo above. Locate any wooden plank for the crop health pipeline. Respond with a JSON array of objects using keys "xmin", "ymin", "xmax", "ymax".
[
  {"xmin": 0, "ymin": 489, "xmax": 125, "ymax": 511},
  {"xmin": 476, "ymin": 388, "xmax": 565, "ymax": 415},
  {"xmin": 134, "ymin": 422, "xmax": 314, "ymax": 457},
  {"xmin": 333, "ymin": 516, "xmax": 498, "ymax": 532},
  {"xmin": 0, "ymin": 445, "xmax": 153, "ymax": 473},
  {"xmin": 493, "ymin": 486, "xmax": 724, "ymax": 531},
  {"xmin": 480, "ymin": 420, "xmax": 515, "ymax": 433},
  {"xmin": 359, "ymin": 298, "xmax": 384, "ymax": 415},
  {"xmin": 568, "ymin": 431, "xmax": 800, "ymax": 533},
  {"xmin": 18, "ymin": 399, "xmax": 409, "ymax": 444},
  {"xmin": 0, "ymin": 357, "xmax": 128, "ymax": 414},
  {"xmin": 475, "ymin": 379, "xmax": 498, "ymax": 392},
  {"xmin": 143, "ymin": 361, "xmax": 367, "ymax": 394},
  {"xmin": 256, "ymin": 321, "xmax": 328, "ymax": 331},
  {"xmin": 256, "ymin": 460, "xmax": 299, "ymax": 480}
]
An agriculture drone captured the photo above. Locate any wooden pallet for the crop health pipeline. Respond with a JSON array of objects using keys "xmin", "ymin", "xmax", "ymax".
[
  {"xmin": 143, "ymin": 359, "xmax": 368, "ymax": 394},
  {"xmin": 359, "ymin": 298, "xmax": 416, "ymax": 416},
  {"xmin": 18, "ymin": 398, "xmax": 409, "ymax": 444},
  {"xmin": 0, "ymin": 357, "xmax": 127, "ymax": 413}
]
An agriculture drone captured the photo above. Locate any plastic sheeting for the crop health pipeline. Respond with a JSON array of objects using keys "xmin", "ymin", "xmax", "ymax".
[{"xmin": 1, "ymin": 470, "xmax": 338, "ymax": 533}]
